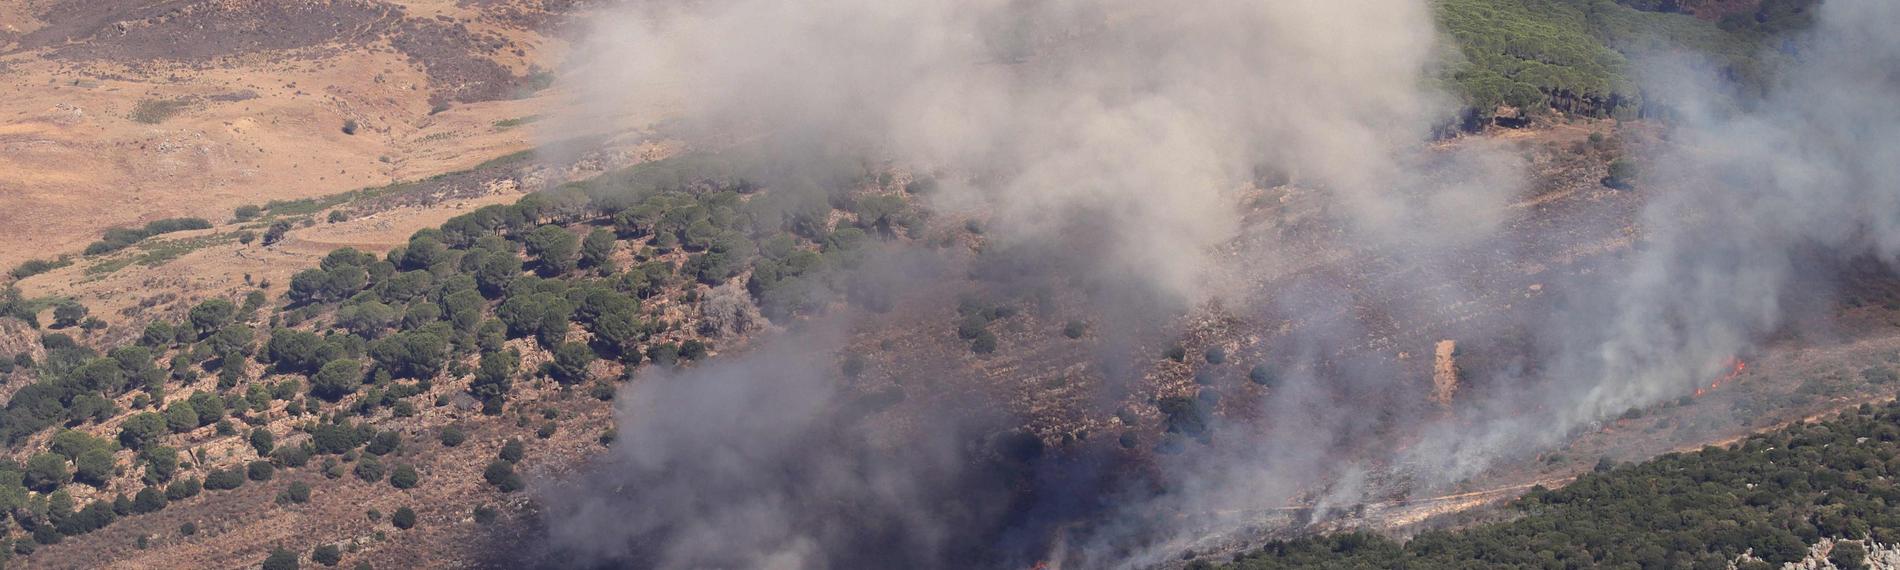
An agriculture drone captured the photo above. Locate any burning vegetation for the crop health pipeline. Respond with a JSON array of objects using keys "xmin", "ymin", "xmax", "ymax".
[{"xmin": 2, "ymin": 0, "xmax": 1898, "ymax": 568}]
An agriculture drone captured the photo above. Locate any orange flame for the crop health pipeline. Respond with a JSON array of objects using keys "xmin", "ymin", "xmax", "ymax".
[
  {"xmin": 1031, "ymin": 562, "xmax": 1049, "ymax": 570},
  {"xmin": 1694, "ymin": 358, "xmax": 1746, "ymax": 397}
]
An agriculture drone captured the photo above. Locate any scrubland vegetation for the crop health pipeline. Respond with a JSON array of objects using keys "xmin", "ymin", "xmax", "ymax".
[
  {"xmin": 1222, "ymin": 398, "xmax": 1900, "ymax": 569},
  {"xmin": 0, "ymin": 152, "xmax": 941, "ymax": 564},
  {"xmin": 82, "ymin": 218, "xmax": 213, "ymax": 256},
  {"xmin": 1437, "ymin": 0, "xmax": 1816, "ymax": 127}
]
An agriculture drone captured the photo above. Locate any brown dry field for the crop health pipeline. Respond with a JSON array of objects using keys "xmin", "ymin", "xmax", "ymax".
[
  {"xmin": 0, "ymin": 4, "xmax": 690, "ymax": 565},
  {"xmin": 0, "ymin": 0, "xmax": 687, "ymax": 332},
  {"xmin": 0, "ymin": 0, "xmax": 605, "ymax": 271}
]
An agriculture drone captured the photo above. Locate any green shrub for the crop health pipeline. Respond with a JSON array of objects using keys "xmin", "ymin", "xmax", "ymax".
[
  {"xmin": 204, "ymin": 468, "xmax": 245, "ymax": 490},
  {"xmin": 956, "ymin": 315, "xmax": 988, "ymax": 340},
  {"xmin": 10, "ymin": 258, "xmax": 72, "ymax": 280},
  {"xmin": 498, "ymin": 439, "xmax": 525, "ymax": 463},
  {"xmin": 133, "ymin": 486, "xmax": 168, "ymax": 513},
  {"xmin": 82, "ymin": 217, "xmax": 213, "ymax": 255},
  {"xmin": 483, "ymin": 461, "xmax": 524, "ymax": 493},
  {"xmin": 165, "ymin": 477, "xmax": 201, "ymax": 500},
  {"xmin": 971, "ymin": 330, "xmax": 997, "ymax": 354},
  {"xmin": 646, "ymin": 342, "xmax": 679, "ymax": 367},
  {"xmin": 364, "ymin": 431, "xmax": 401, "ymax": 456},
  {"xmin": 247, "ymin": 460, "xmax": 275, "ymax": 481},
  {"xmin": 353, "ymin": 458, "xmax": 385, "ymax": 483},
  {"xmin": 286, "ymin": 480, "xmax": 313, "ymax": 504},
  {"xmin": 24, "ymin": 453, "xmax": 71, "ymax": 493},
  {"xmin": 310, "ymin": 422, "xmax": 365, "ymax": 454},
  {"xmin": 1605, "ymin": 158, "xmax": 1639, "ymax": 189},
  {"xmin": 1248, "ymin": 365, "xmax": 1274, "ymax": 387},
  {"xmin": 680, "ymin": 339, "xmax": 708, "ymax": 361},
  {"xmin": 251, "ymin": 428, "xmax": 276, "ymax": 456},
  {"xmin": 549, "ymin": 341, "xmax": 594, "ymax": 383},
  {"xmin": 313, "ymin": 544, "xmax": 342, "ymax": 566},
  {"xmin": 391, "ymin": 506, "xmax": 417, "ymax": 529},
  {"xmin": 273, "ymin": 445, "xmax": 312, "ymax": 468},
  {"xmin": 389, "ymin": 464, "xmax": 419, "ymax": 489},
  {"xmin": 52, "ymin": 300, "xmax": 88, "ymax": 328},
  {"xmin": 1830, "ymin": 541, "xmax": 1869, "ymax": 570},
  {"xmin": 165, "ymin": 401, "xmax": 199, "ymax": 433},
  {"xmin": 74, "ymin": 448, "xmax": 116, "ymax": 487},
  {"xmin": 439, "ymin": 425, "xmax": 467, "ymax": 447},
  {"xmin": 262, "ymin": 546, "xmax": 298, "ymax": 570}
]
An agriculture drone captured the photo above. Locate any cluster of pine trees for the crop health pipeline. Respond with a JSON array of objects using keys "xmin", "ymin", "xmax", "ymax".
[{"xmin": 0, "ymin": 153, "xmax": 932, "ymax": 561}]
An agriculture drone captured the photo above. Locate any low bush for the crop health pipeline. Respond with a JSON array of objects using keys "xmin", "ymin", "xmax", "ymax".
[
  {"xmin": 204, "ymin": 468, "xmax": 245, "ymax": 491},
  {"xmin": 313, "ymin": 544, "xmax": 342, "ymax": 566},
  {"xmin": 353, "ymin": 458, "xmax": 385, "ymax": 483},
  {"xmin": 247, "ymin": 460, "xmax": 275, "ymax": 481},
  {"xmin": 439, "ymin": 425, "xmax": 467, "ymax": 447},
  {"xmin": 389, "ymin": 464, "xmax": 419, "ymax": 489}
]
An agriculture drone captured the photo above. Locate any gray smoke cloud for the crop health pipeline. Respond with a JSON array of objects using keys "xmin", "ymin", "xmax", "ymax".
[
  {"xmin": 534, "ymin": 0, "xmax": 1900, "ymax": 567},
  {"xmin": 563, "ymin": 0, "xmax": 1519, "ymax": 304},
  {"xmin": 542, "ymin": 1, "xmax": 1523, "ymax": 566},
  {"xmin": 1408, "ymin": 0, "xmax": 1900, "ymax": 480},
  {"xmin": 538, "ymin": 322, "xmax": 1026, "ymax": 568}
]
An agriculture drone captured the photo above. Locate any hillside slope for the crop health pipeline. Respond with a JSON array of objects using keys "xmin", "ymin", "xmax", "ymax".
[{"xmin": 0, "ymin": 0, "xmax": 591, "ymax": 270}]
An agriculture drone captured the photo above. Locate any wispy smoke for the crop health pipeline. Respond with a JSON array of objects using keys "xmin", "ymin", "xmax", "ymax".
[
  {"xmin": 565, "ymin": 0, "xmax": 1517, "ymax": 303},
  {"xmin": 1410, "ymin": 0, "xmax": 1900, "ymax": 481},
  {"xmin": 1585, "ymin": 0, "xmax": 1900, "ymax": 397},
  {"xmin": 538, "ymin": 323, "xmax": 1030, "ymax": 568},
  {"xmin": 536, "ymin": 0, "xmax": 1900, "ymax": 567}
]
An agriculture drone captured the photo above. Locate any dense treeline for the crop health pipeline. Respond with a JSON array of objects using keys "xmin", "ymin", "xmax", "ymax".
[
  {"xmin": 1436, "ymin": 0, "xmax": 1816, "ymax": 128},
  {"xmin": 1612, "ymin": 0, "xmax": 1819, "ymax": 35},
  {"xmin": 1221, "ymin": 398, "xmax": 1900, "ymax": 570},
  {"xmin": 8, "ymin": 258, "xmax": 71, "ymax": 281},
  {"xmin": 83, "ymin": 218, "xmax": 214, "ymax": 256}
]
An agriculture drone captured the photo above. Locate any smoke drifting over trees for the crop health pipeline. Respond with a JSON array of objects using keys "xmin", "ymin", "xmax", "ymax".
[
  {"xmin": 565, "ymin": 0, "xmax": 1521, "ymax": 302},
  {"xmin": 540, "ymin": 328, "xmax": 1030, "ymax": 568},
  {"xmin": 538, "ymin": 0, "xmax": 1900, "ymax": 568}
]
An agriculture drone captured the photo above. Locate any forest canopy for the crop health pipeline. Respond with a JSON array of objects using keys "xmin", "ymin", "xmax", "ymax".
[
  {"xmin": 1435, "ymin": 0, "xmax": 1816, "ymax": 127},
  {"xmin": 1221, "ymin": 399, "xmax": 1900, "ymax": 569}
]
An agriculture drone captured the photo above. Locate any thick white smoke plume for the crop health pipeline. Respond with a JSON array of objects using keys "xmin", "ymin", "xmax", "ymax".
[
  {"xmin": 1576, "ymin": 0, "xmax": 1900, "ymax": 406},
  {"xmin": 1410, "ymin": 0, "xmax": 1900, "ymax": 481},
  {"xmin": 534, "ymin": 0, "xmax": 1900, "ymax": 567},
  {"xmin": 566, "ymin": 0, "xmax": 1518, "ymax": 304}
]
